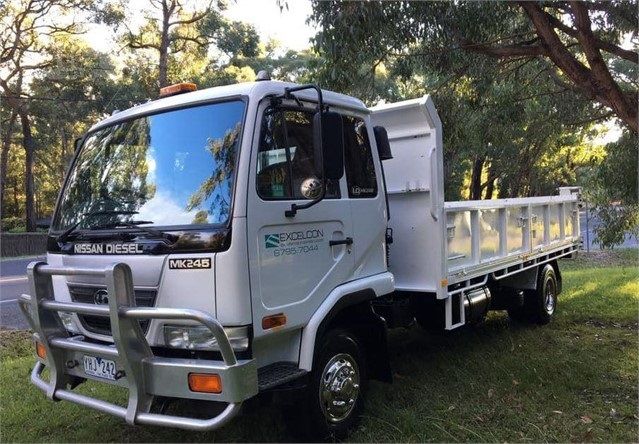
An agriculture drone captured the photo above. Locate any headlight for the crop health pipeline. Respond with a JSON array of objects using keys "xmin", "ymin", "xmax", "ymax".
[
  {"xmin": 58, "ymin": 312, "xmax": 81, "ymax": 334},
  {"xmin": 163, "ymin": 325, "xmax": 249, "ymax": 351}
]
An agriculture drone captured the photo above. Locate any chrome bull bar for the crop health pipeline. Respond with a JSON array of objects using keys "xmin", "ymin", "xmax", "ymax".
[{"xmin": 19, "ymin": 261, "xmax": 257, "ymax": 431}]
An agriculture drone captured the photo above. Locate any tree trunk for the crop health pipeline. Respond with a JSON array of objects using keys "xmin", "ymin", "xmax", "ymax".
[
  {"xmin": 20, "ymin": 112, "xmax": 36, "ymax": 231},
  {"xmin": 0, "ymin": 110, "xmax": 17, "ymax": 218},
  {"xmin": 485, "ymin": 176, "xmax": 496, "ymax": 199},
  {"xmin": 484, "ymin": 162, "xmax": 499, "ymax": 199},
  {"xmin": 158, "ymin": 1, "xmax": 172, "ymax": 88},
  {"xmin": 13, "ymin": 177, "xmax": 18, "ymax": 212},
  {"xmin": 470, "ymin": 156, "xmax": 484, "ymax": 200}
]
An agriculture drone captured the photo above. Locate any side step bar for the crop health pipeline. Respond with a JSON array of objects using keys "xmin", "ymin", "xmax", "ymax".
[{"xmin": 258, "ymin": 362, "xmax": 307, "ymax": 391}]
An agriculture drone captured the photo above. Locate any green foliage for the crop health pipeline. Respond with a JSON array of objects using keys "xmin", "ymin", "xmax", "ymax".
[
  {"xmin": 120, "ymin": 0, "xmax": 262, "ymax": 90},
  {"xmin": 0, "ymin": 216, "xmax": 24, "ymax": 232},
  {"xmin": 309, "ymin": 0, "xmax": 634, "ymax": 243},
  {"xmin": 215, "ymin": 20, "xmax": 261, "ymax": 59},
  {"xmin": 0, "ymin": 0, "xmax": 309, "ymax": 229},
  {"xmin": 243, "ymin": 44, "xmax": 321, "ymax": 83},
  {"xmin": 596, "ymin": 131, "xmax": 638, "ymax": 205},
  {"xmin": 589, "ymin": 131, "xmax": 639, "ymax": 248}
]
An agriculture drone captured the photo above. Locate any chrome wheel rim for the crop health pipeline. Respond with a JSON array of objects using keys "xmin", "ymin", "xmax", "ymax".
[
  {"xmin": 319, "ymin": 353, "xmax": 360, "ymax": 423},
  {"xmin": 544, "ymin": 279, "xmax": 556, "ymax": 314}
]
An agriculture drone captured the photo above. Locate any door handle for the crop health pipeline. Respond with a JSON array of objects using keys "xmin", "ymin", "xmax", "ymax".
[{"xmin": 329, "ymin": 237, "xmax": 353, "ymax": 247}]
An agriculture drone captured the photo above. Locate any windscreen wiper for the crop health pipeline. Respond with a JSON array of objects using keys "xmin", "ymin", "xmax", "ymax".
[
  {"xmin": 56, "ymin": 210, "xmax": 139, "ymax": 243},
  {"xmin": 90, "ymin": 220, "xmax": 179, "ymax": 243}
]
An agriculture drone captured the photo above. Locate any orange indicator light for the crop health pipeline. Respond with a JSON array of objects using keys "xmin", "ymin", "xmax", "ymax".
[
  {"xmin": 188, "ymin": 373, "xmax": 222, "ymax": 393},
  {"xmin": 36, "ymin": 341, "xmax": 47, "ymax": 360},
  {"xmin": 262, "ymin": 313, "xmax": 287, "ymax": 330}
]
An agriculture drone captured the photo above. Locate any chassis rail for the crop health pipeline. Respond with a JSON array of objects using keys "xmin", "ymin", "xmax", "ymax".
[{"xmin": 19, "ymin": 261, "xmax": 257, "ymax": 431}]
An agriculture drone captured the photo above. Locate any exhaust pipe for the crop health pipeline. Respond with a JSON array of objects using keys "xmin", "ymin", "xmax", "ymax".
[{"xmin": 463, "ymin": 287, "xmax": 491, "ymax": 324}]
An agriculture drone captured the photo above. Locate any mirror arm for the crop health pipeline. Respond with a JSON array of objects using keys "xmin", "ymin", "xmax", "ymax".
[
  {"xmin": 282, "ymin": 84, "xmax": 326, "ymax": 218},
  {"xmin": 285, "ymin": 185, "xmax": 326, "ymax": 218},
  {"xmin": 283, "ymin": 84, "xmax": 324, "ymax": 113}
]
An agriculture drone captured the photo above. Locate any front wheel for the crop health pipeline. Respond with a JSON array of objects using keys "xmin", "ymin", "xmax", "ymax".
[{"xmin": 290, "ymin": 328, "xmax": 367, "ymax": 440}]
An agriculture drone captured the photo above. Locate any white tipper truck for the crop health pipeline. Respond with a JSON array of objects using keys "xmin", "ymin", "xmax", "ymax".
[{"xmin": 20, "ymin": 75, "xmax": 582, "ymax": 439}]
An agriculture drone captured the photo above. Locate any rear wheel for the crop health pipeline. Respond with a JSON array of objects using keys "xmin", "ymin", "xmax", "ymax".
[
  {"xmin": 507, "ymin": 264, "xmax": 558, "ymax": 324},
  {"xmin": 530, "ymin": 264, "xmax": 558, "ymax": 324},
  {"xmin": 289, "ymin": 328, "xmax": 367, "ymax": 440}
]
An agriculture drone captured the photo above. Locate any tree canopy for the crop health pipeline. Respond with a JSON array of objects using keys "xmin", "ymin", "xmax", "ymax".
[
  {"xmin": 0, "ymin": 0, "xmax": 636, "ymax": 247},
  {"xmin": 0, "ymin": 0, "xmax": 301, "ymax": 231},
  {"xmin": 310, "ymin": 1, "xmax": 636, "ymax": 244},
  {"xmin": 311, "ymin": 1, "xmax": 637, "ymax": 131}
]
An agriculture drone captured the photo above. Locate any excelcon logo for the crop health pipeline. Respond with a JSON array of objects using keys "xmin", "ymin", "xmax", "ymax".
[
  {"xmin": 265, "ymin": 234, "xmax": 280, "ymax": 248},
  {"xmin": 264, "ymin": 229, "xmax": 324, "ymax": 248}
]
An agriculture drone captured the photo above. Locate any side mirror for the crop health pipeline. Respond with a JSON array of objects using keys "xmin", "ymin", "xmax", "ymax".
[
  {"xmin": 374, "ymin": 126, "xmax": 393, "ymax": 160},
  {"xmin": 313, "ymin": 111, "xmax": 344, "ymax": 181}
]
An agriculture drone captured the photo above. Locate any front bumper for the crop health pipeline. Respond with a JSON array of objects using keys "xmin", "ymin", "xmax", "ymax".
[{"xmin": 19, "ymin": 261, "xmax": 257, "ymax": 431}]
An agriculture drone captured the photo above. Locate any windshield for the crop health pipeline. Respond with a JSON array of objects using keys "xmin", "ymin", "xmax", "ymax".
[{"xmin": 52, "ymin": 100, "xmax": 245, "ymax": 231}]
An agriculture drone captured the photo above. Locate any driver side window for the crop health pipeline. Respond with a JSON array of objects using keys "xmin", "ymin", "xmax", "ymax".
[{"xmin": 257, "ymin": 108, "xmax": 340, "ymax": 200}]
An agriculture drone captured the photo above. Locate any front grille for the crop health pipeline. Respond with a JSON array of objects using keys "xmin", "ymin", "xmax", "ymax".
[{"xmin": 67, "ymin": 285, "xmax": 157, "ymax": 336}]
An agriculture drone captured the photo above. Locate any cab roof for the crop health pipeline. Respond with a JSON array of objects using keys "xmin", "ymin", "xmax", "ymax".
[{"xmin": 90, "ymin": 80, "xmax": 369, "ymax": 132}]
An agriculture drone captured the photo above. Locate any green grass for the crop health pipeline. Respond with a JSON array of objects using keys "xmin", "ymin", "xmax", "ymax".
[{"xmin": 1, "ymin": 250, "xmax": 637, "ymax": 442}]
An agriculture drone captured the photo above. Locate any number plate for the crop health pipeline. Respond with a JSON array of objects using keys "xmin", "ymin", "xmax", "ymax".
[{"xmin": 83, "ymin": 355, "xmax": 117, "ymax": 381}]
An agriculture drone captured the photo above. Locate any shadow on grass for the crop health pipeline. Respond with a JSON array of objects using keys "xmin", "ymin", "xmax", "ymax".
[
  {"xmin": 354, "ymin": 315, "xmax": 637, "ymax": 442},
  {"xmin": 1, "ymin": 261, "xmax": 637, "ymax": 442},
  {"xmin": 3, "ymin": 314, "xmax": 636, "ymax": 443}
]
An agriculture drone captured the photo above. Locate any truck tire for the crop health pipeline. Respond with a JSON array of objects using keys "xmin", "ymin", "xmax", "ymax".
[
  {"xmin": 507, "ymin": 264, "xmax": 558, "ymax": 325},
  {"xmin": 528, "ymin": 264, "xmax": 558, "ymax": 325},
  {"xmin": 291, "ymin": 328, "xmax": 367, "ymax": 440}
]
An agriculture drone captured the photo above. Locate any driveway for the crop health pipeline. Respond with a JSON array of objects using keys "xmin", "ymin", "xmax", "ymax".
[{"xmin": 0, "ymin": 256, "xmax": 44, "ymax": 329}]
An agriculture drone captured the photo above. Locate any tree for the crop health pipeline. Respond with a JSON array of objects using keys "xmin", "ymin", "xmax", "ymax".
[
  {"xmin": 0, "ymin": 0, "xmax": 91, "ymax": 230},
  {"xmin": 311, "ymin": 1, "xmax": 637, "ymax": 133},
  {"xmin": 312, "ymin": 1, "xmax": 605, "ymax": 200},
  {"xmin": 0, "ymin": 108, "xmax": 17, "ymax": 220},
  {"xmin": 122, "ymin": 0, "xmax": 216, "ymax": 88},
  {"xmin": 115, "ymin": 0, "xmax": 263, "ymax": 92},
  {"xmin": 311, "ymin": 1, "xmax": 635, "ymax": 244},
  {"xmin": 243, "ymin": 39, "xmax": 321, "ymax": 83},
  {"xmin": 589, "ymin": 131, "xmax": 638, "ymax": 248},
  {"xmin": 515, "ymin": 1, "xmax": 636, "ymax": 132},
  {"xmin": 28, "ymin": 36, "xmax": 118, "ymax": 217}
]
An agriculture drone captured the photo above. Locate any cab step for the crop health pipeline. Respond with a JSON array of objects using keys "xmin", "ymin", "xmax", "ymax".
[{"xmin": 257, "ymin": 362, "xmax": 307, "ymax": 391}]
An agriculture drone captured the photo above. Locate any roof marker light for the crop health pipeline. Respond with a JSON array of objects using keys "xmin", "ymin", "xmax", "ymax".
[{"xmin": 159, "ymin": 82, "xmax": 197, "ymax": 98}]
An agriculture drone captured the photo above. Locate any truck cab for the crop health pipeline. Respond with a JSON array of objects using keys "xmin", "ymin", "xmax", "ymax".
[
  {"xmin": 21, "ymin": 78, "xmax": 581, "ymax": 439},
  {"xmin": 23, "ymin": 79, "xmax": 394, "ymax": 438}
]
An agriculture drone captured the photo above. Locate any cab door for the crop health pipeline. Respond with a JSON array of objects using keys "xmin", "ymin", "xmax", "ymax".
[{"xmin": 246, "ymin": 103, "xmax": 354, "ymax": 340}]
